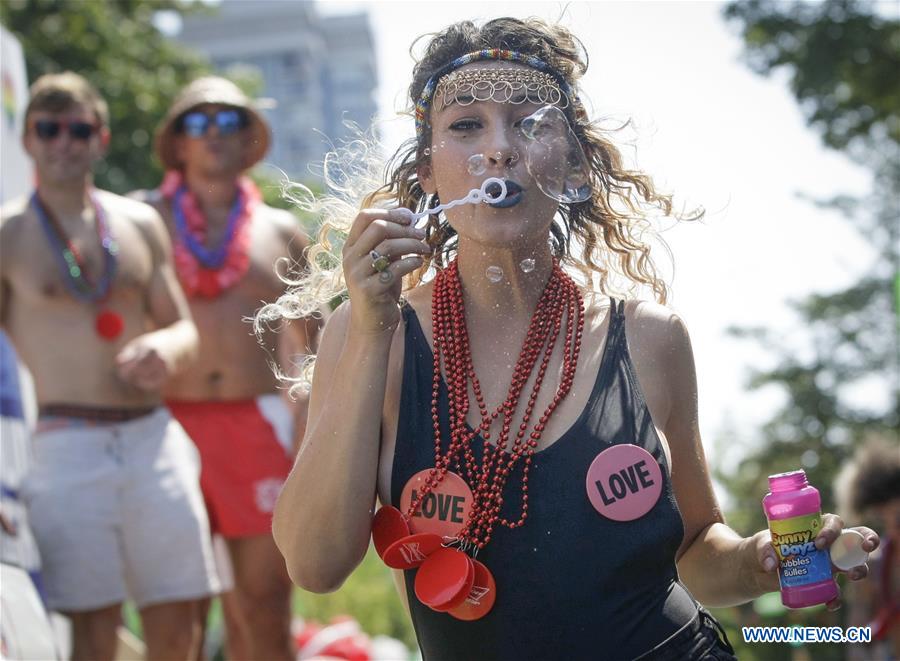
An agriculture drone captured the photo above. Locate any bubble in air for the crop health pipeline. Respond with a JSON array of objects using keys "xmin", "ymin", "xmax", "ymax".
[
  {"xmin": 521, "ymin": 105, "xmax": 591, "ymax": 203},
  {"xmin": 485, "ymin": 265, "xmax": 504, "ymax": 283},
  {"xmin": 467, "ymin": 154, "xmax": 488, "ymax": 176},
  {"xmin": 440, "ymin": 141, "xmax": 446, "ymax": 148},
  {"xmin": 519, "ymin": 258, "xmax": 535, "ymax": 273},
  {"xmin": 424, "ymin": 147, "xmax": 431, "ymax": 156}
]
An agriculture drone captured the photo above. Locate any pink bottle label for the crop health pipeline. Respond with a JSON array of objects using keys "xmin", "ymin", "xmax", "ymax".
[{"xmin": 770, "ymin": 513, "xmax": 832, "ymax": 588}]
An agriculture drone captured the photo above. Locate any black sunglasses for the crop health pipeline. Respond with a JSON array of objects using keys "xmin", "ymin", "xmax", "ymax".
[
  {"xmin": 177, "ymin": 108, "xmax": 249, "ymax": 137},
  {"xmin": 32, "ymin": 119, "xmax": 98, "ymax": 141}
]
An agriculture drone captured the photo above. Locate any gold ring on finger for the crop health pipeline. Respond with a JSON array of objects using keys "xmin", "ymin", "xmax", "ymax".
[{"xmin": 370, "ymin": 249, "xmax": 391, "ymax": 273}]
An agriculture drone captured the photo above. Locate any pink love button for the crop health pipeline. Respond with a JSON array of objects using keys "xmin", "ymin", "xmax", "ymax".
[{"xmin": 585, "ymin": 444, "xmax": 662, "ymax": 521}]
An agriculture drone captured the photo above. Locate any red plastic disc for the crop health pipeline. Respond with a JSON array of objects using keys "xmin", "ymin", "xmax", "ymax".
[
  {"xmin": 95, "ymin": 310, "xmax": 124, "ymax": 340},
  {"xmin": 432, "ymin": 554, "xmax": 475, "ymax": 612},
  {"xmin": 372, "ymin": 506, "xmax": 410, "ymax": 559},
  {"xmin": 382, "ymin": 533, "xmax": 442, "ymax": 570},
  {"xmin": 414, "ymin": 547, "xmax": 474, "ymax": 610},
  {"xmin": 447, "ymin": 559, "xmax": 497, "ymax": 621},
  {"xmin": 401, "ymin": 469, "xmax": 473, "ymax": 539}
]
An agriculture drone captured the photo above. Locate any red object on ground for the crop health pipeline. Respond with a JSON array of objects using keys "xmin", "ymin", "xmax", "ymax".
[{"xmin": 294, "ymin": 617, "xmax": 372, "ymax": 661}]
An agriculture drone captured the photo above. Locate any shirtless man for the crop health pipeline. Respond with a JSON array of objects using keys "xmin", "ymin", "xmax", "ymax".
[
  {"xmin": 132, "ymin": 76, "xmax": 316, "ymax": 661},
  {"xmin": 0, "ymin": 72, "xmax": 219, "ymax": 661}
]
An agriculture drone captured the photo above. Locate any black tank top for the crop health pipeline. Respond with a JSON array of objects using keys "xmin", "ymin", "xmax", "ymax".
[{"xmin": 391, "ymin": 299, "xmax": 699, "ymax": 660}]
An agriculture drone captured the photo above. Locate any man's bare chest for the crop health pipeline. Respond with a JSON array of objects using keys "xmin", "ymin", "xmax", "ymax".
[{"xmin": 14, "ymin": 220, "xmax": 152, "ymax": 305}]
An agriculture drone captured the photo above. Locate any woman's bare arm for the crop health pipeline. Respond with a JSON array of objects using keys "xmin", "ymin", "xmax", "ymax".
[
  {"xmin": 272, "ymin": 301, "xmax": 395, "ymax": 592},
  {"xmin": 631, "ymin": 302, "xmax": 879, "ymax": 607},
  {"xmin": 272, "ymin": 207, "xmax": 429, "ymax": 592}
]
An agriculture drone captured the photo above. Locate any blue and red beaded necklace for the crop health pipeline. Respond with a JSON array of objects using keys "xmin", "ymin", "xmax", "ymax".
[
  {"xmin": 172, "ymin": 185, "xmax": 243, "ymax": 269},
  {"xmin": 31, "ymin": 191, "xmax": 124, "ymax": 340}
]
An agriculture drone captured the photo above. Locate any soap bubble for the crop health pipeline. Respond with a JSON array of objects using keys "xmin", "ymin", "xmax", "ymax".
[
  {"xmin": 467, "ymin": 153, "xmax": 488, "ymax": 176},
  {"xmin": 519, "ymin": 258, "xmax": 535, "ymax": 273},
  {"xmin": 521, "ymin": 105, "xmax": 591, "ymax": 203},
  {"xmin": 485, "ymin": 265, "xmax": 504, "ymax": 282}
]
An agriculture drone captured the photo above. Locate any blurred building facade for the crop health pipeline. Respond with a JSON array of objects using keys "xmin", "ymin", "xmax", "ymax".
[{"xmin": 176, "ymin": 1, "xmax": 377, "ymax": 179}]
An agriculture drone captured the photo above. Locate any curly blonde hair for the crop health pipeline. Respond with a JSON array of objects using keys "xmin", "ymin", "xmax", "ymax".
[{"xmin": 257, "ymin": 17, "xmax": 700, "ymax": 384}]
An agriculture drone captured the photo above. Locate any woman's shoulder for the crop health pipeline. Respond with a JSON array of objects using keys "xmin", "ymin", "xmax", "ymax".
[
  {"xmin": 619, "ymin": 298, "xmax": 693, "ymax": 365},
  {"xmin": 617, "ymin": 298, "xmax": 698, "ymax": 437},
  {"xmin": 622, "ymin": 298, "xmax": 690, "ymax": 338}
]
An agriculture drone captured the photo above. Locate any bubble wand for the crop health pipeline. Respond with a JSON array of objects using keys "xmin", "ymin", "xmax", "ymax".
[{"xmin": 395, "ymin": 177, "xmax": 507, "ymax": 224}]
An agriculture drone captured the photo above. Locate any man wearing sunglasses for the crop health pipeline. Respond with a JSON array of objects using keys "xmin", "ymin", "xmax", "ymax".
[
  {"xmin": 131, "ymin": 76, "xmax": 317, "ymax": 661},
  {"xmin": 0, "ymin": 72, "xmax": 219, "ymax": 660}
]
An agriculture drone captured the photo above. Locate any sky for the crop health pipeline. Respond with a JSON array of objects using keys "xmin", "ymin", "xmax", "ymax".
[{"xmin": 312, "ymin": 1, "xmax": 876, "ymax": 481}]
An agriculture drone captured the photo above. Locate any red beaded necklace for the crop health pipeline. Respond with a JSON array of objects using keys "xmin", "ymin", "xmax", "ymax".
[
  {"xmin": 374, "ymin": 258, "xmax": 585, "ymax": 619},
  {"xmin": 159, "ymin": 170, "xmax": 258, "ymax": 298},
  {"xmin": 409, "ymin": 259, "xmax": 584, "ymax": 547}
]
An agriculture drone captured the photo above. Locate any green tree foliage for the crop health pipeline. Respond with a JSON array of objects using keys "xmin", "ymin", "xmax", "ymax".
[
  {"xmin": 714, "ymin": 2, "xmax": 899, "ymax": 658},
  {"xmin": 725, "ymin": 0, "xmax": 900, "ymax": 152},
  {"xmin": 1, "ymin": 0, "xmax": 211, "ymax": 193},
  {"xmin": 721, "ymin": 0, "xmax": 899, "ymax": 530}
]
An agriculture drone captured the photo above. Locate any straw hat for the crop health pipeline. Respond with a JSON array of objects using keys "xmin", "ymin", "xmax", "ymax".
[{"xmin": 154, "ymin": 76, "xmax": 271, "ymax": 171}]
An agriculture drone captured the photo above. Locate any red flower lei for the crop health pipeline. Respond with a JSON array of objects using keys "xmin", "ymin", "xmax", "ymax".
[{"xmin": 160, "ymin": 170, "xmax": 259, "ymax": 298}]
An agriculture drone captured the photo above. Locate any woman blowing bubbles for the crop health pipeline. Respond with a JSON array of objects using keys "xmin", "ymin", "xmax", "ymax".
[{"xmin": 265, "ymin": 17, "xmax": 878, "ymax": 660}]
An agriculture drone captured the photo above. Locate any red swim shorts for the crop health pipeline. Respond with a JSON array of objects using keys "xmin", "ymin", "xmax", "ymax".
[{"xmin": 167, "ymin": 396, "xmax": 294, "ymax": 538}]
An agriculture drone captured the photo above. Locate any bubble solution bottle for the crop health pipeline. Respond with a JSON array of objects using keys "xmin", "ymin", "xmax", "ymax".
[{"xmin": 763, "ymin": 470, "xmax": 838, "ymax": 608}]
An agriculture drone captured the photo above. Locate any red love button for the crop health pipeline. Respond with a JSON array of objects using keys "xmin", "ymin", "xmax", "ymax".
[{"xmin": 401, "ymin": 469, "xmax": 473, "ymax": 539}]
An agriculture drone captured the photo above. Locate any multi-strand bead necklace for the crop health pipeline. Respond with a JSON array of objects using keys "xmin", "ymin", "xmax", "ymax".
[
  {"xmin": 32, "ymin": 191, "xmax": 123, "ymax": 340},
  {"xmin": 161, "ymin": 170, "xmax": 259, "ymax": 298},
  {"xmin": 374, "ymin": 258, "xmax": 584, "ymax": 620}
]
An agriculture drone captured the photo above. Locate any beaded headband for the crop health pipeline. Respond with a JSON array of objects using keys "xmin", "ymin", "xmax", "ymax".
[
  {"xmin": 434, "ymin": 67, "xmax": 570, "ymax": 112},
  {"xmin": 414, "ymin": 49, "xmax": 575, "ymax": 138}
]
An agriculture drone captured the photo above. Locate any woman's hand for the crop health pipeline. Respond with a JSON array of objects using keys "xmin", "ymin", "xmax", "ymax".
[
  {"xmin": 342, "ymin": 208, "xmax": 431, "ymax": 335},
  {"xmin": 748, "ymin": 513, "xmax": 880, "ymax": 610}
]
